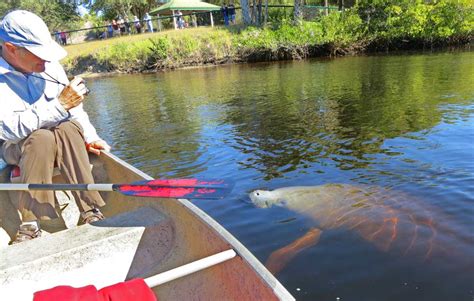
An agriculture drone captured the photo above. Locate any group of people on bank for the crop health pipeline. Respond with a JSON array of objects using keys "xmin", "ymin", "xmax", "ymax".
[
  {"xmin": 54, "ymin": 5, "xmax": 238, "ymax": 44},
  {"xmin": 53, "ymin": 30, "xmax": 68, "ymax": 45},
  {"xmin": 175, "ymin": 10, "xmax": 187, "ymax": 29},
  {"xmin": 221, "ymin": 3, "xmax": 236, "ymax": 26},
  {"xmin": 102, "ymin": 13, "xmax": 154, "ymax": 38}
]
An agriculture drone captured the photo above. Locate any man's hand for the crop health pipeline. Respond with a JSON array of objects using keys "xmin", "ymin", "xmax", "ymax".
[
  {"xmin": 86, "ymin": 140, "xmax": 111, "ymax": 155},
  {"xmin": 58, "ymin": 77, "xmax": 88, "ymax": 111}
]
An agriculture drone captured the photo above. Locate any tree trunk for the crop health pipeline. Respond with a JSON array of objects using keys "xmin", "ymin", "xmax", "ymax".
[
  {"xmin": 324, "ymin": 0, "xmax": 328, "ymax": 16},
  {"xmin": 294, "ymin": 0, "xmax": 303, "ymax": 24},
  {"xmin": 338, "ymin": 0, "xmax": 344, "ymax": 11},
  {"xmin": 157, "ymin": 14, "xmax": 162, "ymax": 31},
  {"xmin": 240, "ymin": 0, "xmax": 252, "ymax": 25},
  {"xmin": 252, "ymin": 0, "xmax": 257, "ymax": 24},
  {"xmin": 264, "ymin": 0, "xmax": 269, "ymax": 24},
  {"xmin": 257, "ymin": 0, "xmax": 262, "ymax": 25},
  {"xmin": 172, "ymin": 10, "xmax": 177, "ymax": 30}
]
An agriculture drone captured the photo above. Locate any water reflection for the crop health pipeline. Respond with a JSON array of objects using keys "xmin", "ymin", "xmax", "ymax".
[
  {"xmin": 221, "ymin": 53, "xmax": 473, "ymax": 183},
  {"xmin": 86, "ymin": 52, "xmax": 473, "ymax": 183}
]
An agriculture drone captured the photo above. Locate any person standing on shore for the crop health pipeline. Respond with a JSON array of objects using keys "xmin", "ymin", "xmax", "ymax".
[
  {"xmin": 221, "ymin": 4, "xmax": 229, "ymax": 26},
  {"xmin": 59, "ymin": 31, "xmax": 67, "ymax": 45},
  {"xmin": 228, "ymin": 3, "xmax": 236, "ymax": 25},
  {"xmin": 107, "ymin": 20, "xmax": 114, "ymax": 38},
  {"xmin": 0, "ymin": 10, "xmax": 110, "ymax": 244},
  {"xmin": 133, "ymin": 16, "xmax": 142, "ymax": 34},
  {"xmin": 143, "ymin": 13, "xmax": 154, "ymax": 33},
  {"xmin": 53, "ymin": 30, "xmax": 61, "ymax": 44},
  {"xmin": 118, "ymin": 16, "xmax": 126, "ymax": 35},
  {"xmin": 124, "ymin": 16, "xmax": 131, "ymax": 34},
  {"xmin": 176, "ymin": 10, "xmax": 184, "ymax": 29},
  {"xmin": 112, "ymin": 19, "xmax": 120, "ymax": 36}
]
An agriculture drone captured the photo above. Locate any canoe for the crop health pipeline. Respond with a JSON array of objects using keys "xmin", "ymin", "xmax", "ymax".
[{"xmin": 0, "ymin": 152, "xmax": 294, "ymax": 300}]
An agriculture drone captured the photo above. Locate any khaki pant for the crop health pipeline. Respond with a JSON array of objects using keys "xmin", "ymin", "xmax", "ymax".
[{"xmin": 1, "ymin": 121, "xmax": 105, "ymax": 222}]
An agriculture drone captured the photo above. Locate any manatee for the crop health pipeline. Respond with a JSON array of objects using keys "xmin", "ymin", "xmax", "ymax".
[{"xmin": 249, "ymin": 184, "xmax": 474, "ymax": 274}]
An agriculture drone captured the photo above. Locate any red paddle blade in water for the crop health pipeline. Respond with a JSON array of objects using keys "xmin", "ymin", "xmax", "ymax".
[{"xmin": 116, "ymin": 179, "xmax": 233, "ymax": 199}]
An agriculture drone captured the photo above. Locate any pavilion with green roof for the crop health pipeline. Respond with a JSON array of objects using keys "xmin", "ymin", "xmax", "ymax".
[{"xmin": 150, "ymin": 0, "xmax": 220, "ymax": 29}]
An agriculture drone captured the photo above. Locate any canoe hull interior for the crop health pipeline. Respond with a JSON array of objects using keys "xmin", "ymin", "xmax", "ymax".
[{"xmin": 0, "ymin": 153, "xmax": 294, "ymax": 300}]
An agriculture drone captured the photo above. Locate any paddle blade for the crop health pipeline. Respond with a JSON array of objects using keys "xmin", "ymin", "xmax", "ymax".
[{"xmin": 116, "ymin": 179, "xmax": 233, "ymax": 199}]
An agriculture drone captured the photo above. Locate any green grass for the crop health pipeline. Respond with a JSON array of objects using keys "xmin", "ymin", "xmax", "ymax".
[{"xmin": 63, "ymin": 27, "xmax": 217, "ymax": 59}]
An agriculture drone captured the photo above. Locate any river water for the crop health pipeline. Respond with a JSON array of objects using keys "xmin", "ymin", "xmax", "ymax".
[{"xmin": 85, "ymin": 51, "xmax": 473, "ymax": 301}]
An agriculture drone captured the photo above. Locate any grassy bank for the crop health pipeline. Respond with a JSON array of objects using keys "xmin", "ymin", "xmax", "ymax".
[{"xmin": 63, "ymin": 1, "xmax": 473, "ymax": 75}]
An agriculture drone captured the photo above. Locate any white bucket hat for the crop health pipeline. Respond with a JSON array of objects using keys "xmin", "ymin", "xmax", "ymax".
[{"xmin": 0, "ymin": 10, "xmax": 67, "ymax": 61}]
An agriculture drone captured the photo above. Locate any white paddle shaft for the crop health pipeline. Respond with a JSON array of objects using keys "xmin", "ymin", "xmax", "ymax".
[
  {"xmin": 144, "ymin": 249, "xmax": 237, "ymax": 288},
  {"xmin": 0, "ymin": 183, "xmax": 115, "ymax": 191}
]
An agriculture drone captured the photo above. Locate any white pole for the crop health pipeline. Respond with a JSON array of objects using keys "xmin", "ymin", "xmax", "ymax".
[
  {"xmin": 145, "ymin": 249, "xmax": 236, "ymax": 288},
  {"xmin": 157, "ymin": 14, "xmax": 162, "ymax": 31},
  {"xmin": 210, "ymin": 11, "xmax": 214, "ymax": 27},
  {"xmin": 172, "ymin": 10, "xmax": 177, "ymax": 30},
  {"xmin": 23, "ymin": 249, "xmax": 238, "ymax": 300}
]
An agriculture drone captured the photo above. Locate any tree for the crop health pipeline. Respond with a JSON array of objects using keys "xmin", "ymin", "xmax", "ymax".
[
  {"xmin": 80, "ymin": 0, "xmax": 156, "ymax": 21},
  {"xmin": 264, "ymin": 0, "xmax": 269, "ymax": 24},
  {"xmin": 0, "ymin": 0, "xmax": 81, "ymax": 31},
  {"xmin": 240, "ymin": 0, "xmax": 252, "ymax": 24},
  {"xmin": 338, "ymin": 0, "xmax": 344, "ymax": 11}
]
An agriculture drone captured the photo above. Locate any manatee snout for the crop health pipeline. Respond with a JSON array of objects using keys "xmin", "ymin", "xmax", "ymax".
[{"xmin": 249, "ymin": 190, "xmax": 274, "ymax": 208}]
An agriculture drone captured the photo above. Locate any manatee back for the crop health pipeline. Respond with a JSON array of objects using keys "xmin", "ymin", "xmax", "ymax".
[
  {"xmin": 276, "ymin": 184, "xmax": 471, "ymax": 260},
  {"xmin": 270, "ymin": 184, "xmax": 371, "ymax": 213}
]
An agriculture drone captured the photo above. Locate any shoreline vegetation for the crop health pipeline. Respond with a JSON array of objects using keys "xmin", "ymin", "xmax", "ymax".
[{"xmin": 63, "ymin": 2, "xmax": 473, "ymax": 76}]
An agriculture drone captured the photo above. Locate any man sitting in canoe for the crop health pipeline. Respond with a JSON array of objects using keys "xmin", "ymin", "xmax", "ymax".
[{"xmin": 0, "ymin": 10, "xmax": 110, "ymax": 244}]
